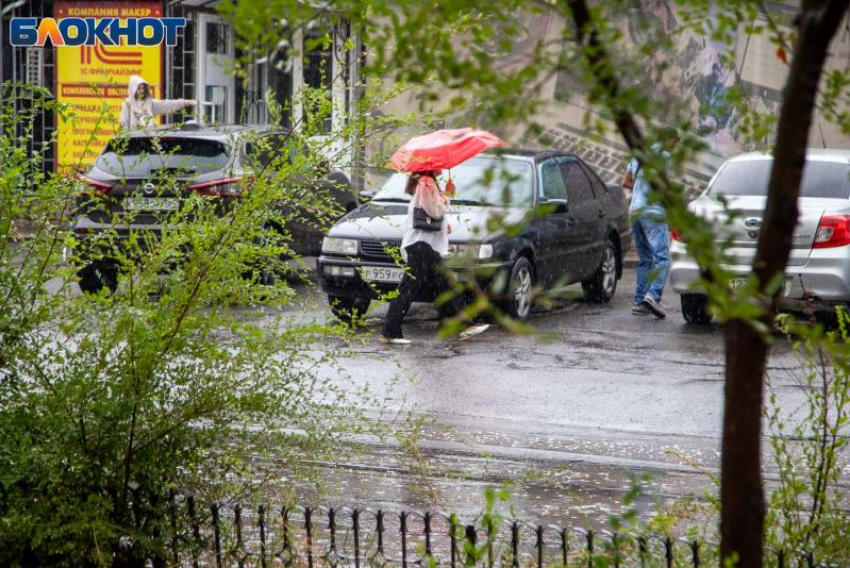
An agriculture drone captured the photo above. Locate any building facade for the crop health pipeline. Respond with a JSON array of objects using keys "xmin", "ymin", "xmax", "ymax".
[{"xmin": 1, "ymin": 0, "xmax": 361, "ymax": 178}]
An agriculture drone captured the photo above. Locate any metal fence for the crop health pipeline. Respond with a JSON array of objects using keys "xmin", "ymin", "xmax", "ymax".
[{"xmin": 158, "ymin": 495, "xmax": 830, "ymax": 568}]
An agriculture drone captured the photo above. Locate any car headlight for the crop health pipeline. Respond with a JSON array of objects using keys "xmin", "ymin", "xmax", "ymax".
[
  {"xmin": 322, "ymin": 237, "xmax": 358, "ymax": 255},
  {"xmin": 448, "ymin": 243, "xmax": 494, "ymax": 260},
  {"xmin": 478, "ymin": 244, "xmax": 493, "ymax": 260}
]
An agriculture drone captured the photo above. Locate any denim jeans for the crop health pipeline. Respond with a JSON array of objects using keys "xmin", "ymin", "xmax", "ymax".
[{"xmin": 631, "ymin": 217, "xmax": 670, "ymax": 305}]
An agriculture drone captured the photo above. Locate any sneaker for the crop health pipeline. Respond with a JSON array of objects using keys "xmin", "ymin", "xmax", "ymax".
[
  {"xmin": 641, "ymin": 296, "xmax": 667, "ymax": 319},
  {"xmin": 379, "ymin": 335, "xmax": 412, "ymax": 345},
  {"xmin": 460, "ymin": 323, "xmax": 490, "ymax": 340},
  {"xmin": 632, "ymin": 304, "xmax": 650, "ymax": 315}
]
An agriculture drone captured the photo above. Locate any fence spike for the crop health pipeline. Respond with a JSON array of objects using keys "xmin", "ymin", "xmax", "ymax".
[
  {"xmin": 487, "ymin": 517, "xmax": 495, "ymax": 568},
  {"xmin": 305, "ymin": 506, "xmax": 314, "ymax": 568},
  {"xmin": 511, "ymin": 521, "xmax": 520, "ymax": 568},
  {"xmin": 561, "ymin": 527, "xmax": 569, "ymax": 567},
  {"xmin": 400, "ymin": 510, "xmax": 408, "ymax": 568},
  {"xmin": 211, "ymin": 503, "xmax": 223, "ymax": 568},
  {"xmin": 536, "ymin": 525, "xmax": 544, "ymax": 568},
  {"xmin": 328, "ymin": 507, "xmax": 338, "ymax": 568},
  {"xmin": 638, "ymin": 535, "xmax": 647, "ymax": 568},
  {"xmin": 259, "ymin": 504, "xmax": 267, "ymax": 568},
  {"xmin": 234, "ymin": 503, "xmax": 245, "ymax": 568},
  {"xmin": 450, "ymin": 515, "xmax": 458, "ymax": 568},
  {"xmin": 282, "ymin": 506, "xmax": 293, "ymax": 567},
  {"xmin": 424, "ymin": 511, "xmax": 434, "ymax": 560},
  {"xmin": 612, "ymin": 532, "xmax": 620, "ymax": 568},
  {"xmin": 187, "ymin": 495, "xmax": 202, "ymax": 568},
  {"xmin": 353, "ymin": 509, "xmax": 361, "ymax": 568},
  {"xmin": 168, "ymin": 490, "xmax": 179, "ymax": 566},
  {"xmin": 465, "ymin": 524, "xmax": 477, "ymax": 567}
]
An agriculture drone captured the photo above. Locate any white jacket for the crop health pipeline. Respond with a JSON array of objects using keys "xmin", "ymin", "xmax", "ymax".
[
  {"xmin": 401, "ymin": 176, "xmax": 450, "ymax": 260},
  {"xmin": 119, "ymin": 75, "xmax": 191, "ymax": 130}
]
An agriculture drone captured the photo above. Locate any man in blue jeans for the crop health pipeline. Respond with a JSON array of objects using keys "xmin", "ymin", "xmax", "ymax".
[{"xmin": 622, "ymin": 128, "xmax": 678, "ymax": 319}]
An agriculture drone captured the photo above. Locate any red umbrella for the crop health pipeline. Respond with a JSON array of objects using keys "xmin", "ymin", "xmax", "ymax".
[{"xmin": 390, "ymin": 127, "xmax": 507, "ymax": 173}]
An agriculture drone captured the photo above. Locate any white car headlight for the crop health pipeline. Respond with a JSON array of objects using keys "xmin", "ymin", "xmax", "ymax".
[
  {"xmin": 322, "ymin": 237, "xmax": 358, "ymax": 255},
  {"xmin": 448, "ymin": 243, "xmax": 494, "ymax": 260}
]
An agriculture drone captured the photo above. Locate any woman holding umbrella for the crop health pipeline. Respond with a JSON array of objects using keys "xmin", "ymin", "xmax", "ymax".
[{"xmin": 379, "ymin": 128, "xmax": 503, "ymax": 345}]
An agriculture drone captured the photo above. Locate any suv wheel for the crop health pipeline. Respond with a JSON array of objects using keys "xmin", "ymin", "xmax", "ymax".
[
  {"xmin": 682, "ymin": 293, "xmax": 713, "ymax": 325},
  {"xmin": 328, "ymin": 295, "xmax": 370, "ymax": 324},
  {"xmin": 78, "ymin": 262, "xmax": 118, "ymax": 295},
  {"xmin": 582, "ymin": 240, "xmax": 618, "ymax": 303},
  {"xmin": 503, "ymin": 257, "xmax": 534, "ymax": 321}
]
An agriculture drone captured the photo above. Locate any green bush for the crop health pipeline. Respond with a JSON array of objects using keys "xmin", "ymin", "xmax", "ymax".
[{"xmin": 0, "ymin": 83, "xmax": 374, "ymax": 566}]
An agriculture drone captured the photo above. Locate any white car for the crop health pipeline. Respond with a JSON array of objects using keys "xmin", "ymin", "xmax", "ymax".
[{"xmin": 670, "ymin": 149, "xmax": 850, "ymax": 324}]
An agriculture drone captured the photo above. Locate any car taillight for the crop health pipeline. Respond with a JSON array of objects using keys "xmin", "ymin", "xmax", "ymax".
[
  {"xmin": 187, "ymin": 176, "xmax": 250, "ymax": 197},
  {"xmin": 813, "ymin": 215, "xmax": 850, "ymax": 248},
  {"xmin": 75, "ymin": 173, "xmax": 113, "ymax": 196},
  {"xmin": 671, "ymin": 229, "xmax": 682, "ymax": 242}
]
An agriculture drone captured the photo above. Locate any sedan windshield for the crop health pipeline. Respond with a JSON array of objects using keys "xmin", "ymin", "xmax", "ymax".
[
  {"xmin": 372, "ymin": 157, "xmax": 534, "ymax": 206},
  {"xmin": 96, "ymin": 137, "xmax": 231, "ymax": 177},
  {"xmin": 710, "ymin": 159, "xmax": 850, "ymax": 199}
]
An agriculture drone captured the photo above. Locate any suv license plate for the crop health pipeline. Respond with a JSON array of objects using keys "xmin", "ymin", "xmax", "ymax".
[
  {"xmin": 126, "ymin": 197, "xmax": 179, "ymax": 211},
  {"xmin": 361, "ymin": 266, "xmax": 405, "ymax": 283}
]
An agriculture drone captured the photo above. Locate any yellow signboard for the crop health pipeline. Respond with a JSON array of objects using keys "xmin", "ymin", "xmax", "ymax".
[{"xmin": 54, "ymin": 2, "xmax": 163, "ymax": 171}]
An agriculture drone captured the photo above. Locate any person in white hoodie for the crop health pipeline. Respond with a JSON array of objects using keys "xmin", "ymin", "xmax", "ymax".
[{"xmin": 119, "ymin": 75, "xmax": 196, "ymax": 130}]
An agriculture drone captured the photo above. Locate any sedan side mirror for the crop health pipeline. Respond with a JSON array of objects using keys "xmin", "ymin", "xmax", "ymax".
[
  {"xmin": 358, "ymin": 190, "xmax": 375, "ymax": 203},
  {"xmin": 538, "ymin": 199, "xmax": 569, "ymax": 215}
]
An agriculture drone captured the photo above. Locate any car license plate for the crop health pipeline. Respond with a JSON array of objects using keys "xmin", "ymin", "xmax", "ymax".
[
  {"xmin": 125, "ymin": 197, "xmax": 179, "ymax": 211},
  {"xmin": 361, "ymin": 266, "xmax": 405, "ymax": 283},
  {"xmin": 729, "ymin": 276, "xmax": 793, "ymax": 296}
]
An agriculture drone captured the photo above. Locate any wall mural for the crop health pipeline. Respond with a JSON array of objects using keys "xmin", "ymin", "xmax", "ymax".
[
  {"xmin": 531, "ymin": 0, "xmax": 847, "ymax": 194},
  {"xmin": 372, "ymin": 1, "xmax": 847, "ymax": 195}
]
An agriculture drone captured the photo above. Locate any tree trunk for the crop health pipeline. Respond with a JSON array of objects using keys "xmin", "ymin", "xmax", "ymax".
[{"xmin": 720, "ymin": 2, "xmax": 848, "ymax": 566}]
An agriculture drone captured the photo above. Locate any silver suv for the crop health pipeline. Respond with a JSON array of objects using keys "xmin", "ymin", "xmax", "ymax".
[{"xmin": 670, "ymin": 149, "xmax": 850, "ymax": 324}]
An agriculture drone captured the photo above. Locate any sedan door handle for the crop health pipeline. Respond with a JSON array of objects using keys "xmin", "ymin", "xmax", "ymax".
[{"xmin": 566, "ymin": 217, "xmax": 578, "ymax": 226}]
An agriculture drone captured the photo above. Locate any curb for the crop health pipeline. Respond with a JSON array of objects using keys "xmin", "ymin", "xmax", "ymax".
[{"xmin": 622, "ymin": 252, "xmax": 638, "ymax": 270}]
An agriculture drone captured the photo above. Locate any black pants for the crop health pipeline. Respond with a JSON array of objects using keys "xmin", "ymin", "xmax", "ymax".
[{"xmin": 382, "ymin": 241, "xmax": 460, "ymax": 338}]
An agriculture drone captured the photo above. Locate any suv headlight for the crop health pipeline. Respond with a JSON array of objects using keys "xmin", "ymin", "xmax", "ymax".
[{"xmin": 322, "ymin": 237, "xmax": 358, "ymax": 255}]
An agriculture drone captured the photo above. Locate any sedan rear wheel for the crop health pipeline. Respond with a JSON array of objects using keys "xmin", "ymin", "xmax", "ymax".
[{"xmin": 582, "ymin": 240, "xmax": 618, "ymax": 303}]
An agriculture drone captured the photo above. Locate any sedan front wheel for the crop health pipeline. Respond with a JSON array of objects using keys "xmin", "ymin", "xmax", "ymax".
[{"xmin": 504, "ymin": 257, "xmax": 534, "ymax": 321}]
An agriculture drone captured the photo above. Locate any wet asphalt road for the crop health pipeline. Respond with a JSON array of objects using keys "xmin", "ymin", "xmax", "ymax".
[{"xmin": 257, "ymin": 264, "xmax": 812, "ymax": 530}]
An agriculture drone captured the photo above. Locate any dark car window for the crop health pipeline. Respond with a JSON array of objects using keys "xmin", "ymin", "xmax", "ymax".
[
  {"xmin": 372, "ymin": 157, "xmax": 534, "ymax": 206},
  {"xmin": 710, "ymin": 159, "xmax": 850, "ymax": 199},
  {"xmin": 560, "ymin": 160, "xmax": 596, "ymax": 204},
  {"xmin": 245, "ymin": 133, "xmax": 304, "ymax": 168},
  {"xmin": 97, "ymin": 137, "xmax": 230, "ymax": 177},
  {"xmin": 579, "ymin": 161, "xmax": 608, "ymax": 195},
  {"xmin": 539, "ymin": 159, "xmax": 568, "ymax": 201}
]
